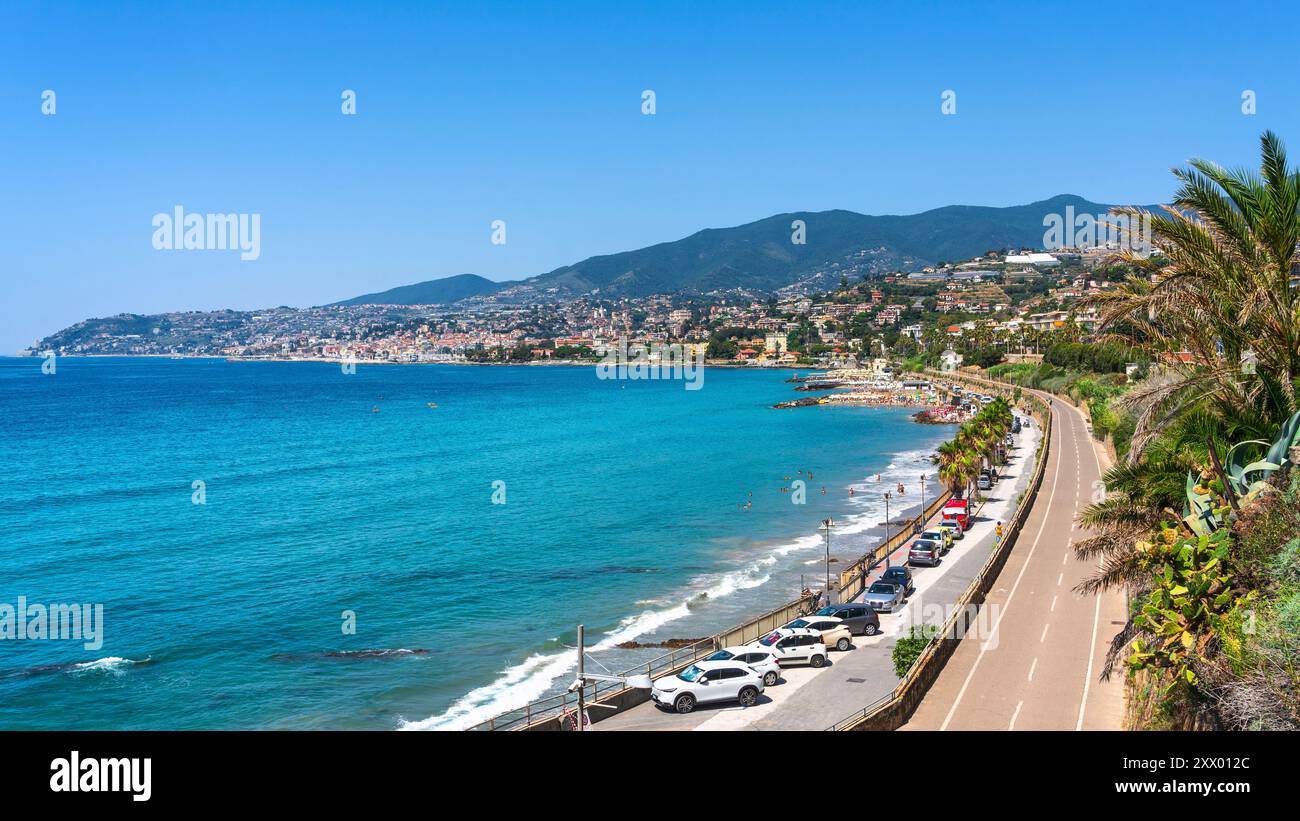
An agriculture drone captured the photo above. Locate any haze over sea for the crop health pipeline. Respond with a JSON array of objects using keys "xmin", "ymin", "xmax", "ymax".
[{"xmin": 0, "ymin": 358, "xmax": 946, "ymax": 729}]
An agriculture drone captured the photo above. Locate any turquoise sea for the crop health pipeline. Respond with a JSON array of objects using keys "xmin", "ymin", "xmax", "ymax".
[{"xmin": 0, "ymin": 357, "xmax": 949, "ymax": 729}]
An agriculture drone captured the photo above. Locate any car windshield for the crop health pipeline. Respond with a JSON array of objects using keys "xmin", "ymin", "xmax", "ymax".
[
  {"xmin": 677, "ymin": 665, "xmax": 706, "ymax": 682},
  {"xmin": 814, "ymin": 606, "xmax": 837, "ymax": 616},
  {"xmin": 758, "ymin": 632, "xmax": 781, "ymax": 647},
  {"xmin": 914, "ymin": 540, "xmax": 937, "ymax": 550},
  {"xmin": 787, "ymin": 618, "xmax": 810, "ymax": 628},
  {"xmin": 705, "ymin": 650, "xmax": 734, "ymax": 661},
  {"xmin": 884, "ymin": 568, "xmax": 903, "ymax": 579},
  {"xmin": 869, "ymin": 582, "xmax": 895, "ymax": 594}
]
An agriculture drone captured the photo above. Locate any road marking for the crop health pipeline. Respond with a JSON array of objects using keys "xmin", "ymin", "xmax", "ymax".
[
  {"xmin": 1076, "ymin": 408, "xmax": 1109, "ymax": 732},
  {"xmin": 1008, "ymin": 700, "xmax": 1023, "ymax": 730},
  {"xmin": 1040, "ymin": 623, "xmax": 1050, "ymax": 643},
  {"xmin": 1057, "ymin": 572, "xmax": 1063, "ymax": 586},
  {"xmin": 938, "ymin": 398, "xmax": 1064, "ymax": 731},
  {"xmin": 1028, "ymin": 658, "xmax": 1037, "ymax": 681},
  {"xmin": 1050, "ymin": 595, "xmax": 1057, "ymax": 612}
]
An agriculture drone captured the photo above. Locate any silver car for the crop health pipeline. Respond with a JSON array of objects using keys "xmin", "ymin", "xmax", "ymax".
[{"xmin": 863, "ymin": 580, "xmax": 905, "ymax": 613}]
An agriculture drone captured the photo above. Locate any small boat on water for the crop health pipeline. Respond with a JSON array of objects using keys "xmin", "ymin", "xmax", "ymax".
[
  {"xmin": 371, "ymin": 406, "xmax": 380, "ymax": 413},
  {"xmin": 426, "ymin": 402, "xmax": 438, "ymax": 409}
]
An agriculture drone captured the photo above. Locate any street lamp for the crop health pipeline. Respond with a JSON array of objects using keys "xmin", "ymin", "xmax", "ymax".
[
  {"xmin": 920, "ymin": 473, "xmax": 927, "ymax": 518},
  {"xmin": 883, "ymin": 491, "xmax": 892, "ymax": 569},
  {"xmin": 820, "ymin": 518, "xmax": 835, "ymax": 604},
  {"xmin": 565, "ymin": 623, "xmax": 653, "ymax": 731}
]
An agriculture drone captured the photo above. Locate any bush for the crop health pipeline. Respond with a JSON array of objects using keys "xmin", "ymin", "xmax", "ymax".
[{"xmin": 891, "ymin": 625, "xmax": 938, "ymax": 677}]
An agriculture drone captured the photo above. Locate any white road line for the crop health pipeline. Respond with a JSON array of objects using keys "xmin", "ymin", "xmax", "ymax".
[
  {"xmin": 1076, "ymin": 401, "xmax": 1109, "ymax": 732},
  {"xmin": 938, "ymin": 398, "xmax": 1065, "ymax": 731},
  {"xmin": 1057, "ymin": 572, "xmax": 1063, "ymax": 586},
  {"xmin": 1040, "ymin": 623, "xmax": 1050, "ymax": 643},
  {"xmin": 1028, "ymin": 658, "xmax": 1038, "ymax": 681},
  {"xmin": 1050, "ymin": 595, "xmax": 1057, "ymax": 612},
  {"xmin": 1008, "ymin": 700, "xmax": 1024, "ymax": 730}
]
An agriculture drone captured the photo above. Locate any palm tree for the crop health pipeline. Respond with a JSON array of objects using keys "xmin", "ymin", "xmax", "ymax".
[{"xmin": 1083, "ymin": 131, "xmax": 1300, "ymax": 459}]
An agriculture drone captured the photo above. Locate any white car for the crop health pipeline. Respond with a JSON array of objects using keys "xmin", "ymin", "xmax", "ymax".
[
  {"xmin": 751, "ymin": 627, "xmax": 829, "ymax": 668},
  {"xmin": 937, "ymin": 520, "xmax": 964, "ymax": 541},
  {"xmin": 781, "ymin": 615, "xmax": 854, "ymax": 652},
  {"xmin": 650, "ymin": 660, "xmax": 765, "ymax": 713},
  {"xmin": 704, "ymin": 645, "xmax": 782, "ymax": 686}
]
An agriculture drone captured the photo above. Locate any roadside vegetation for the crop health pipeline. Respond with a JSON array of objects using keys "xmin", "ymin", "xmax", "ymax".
[{"xmin": 1063, "ymin": 132, "xmax": 1300, "ymax": 729}]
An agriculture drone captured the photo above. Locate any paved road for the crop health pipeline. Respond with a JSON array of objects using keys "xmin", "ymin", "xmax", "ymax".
[
  {"xmin": 902, "ymin": 392, "xmax": 1125, "ymax": 731},
  {"xmin": 594, "ymin": 418, "xmax": 1044, "ymax": 731}
]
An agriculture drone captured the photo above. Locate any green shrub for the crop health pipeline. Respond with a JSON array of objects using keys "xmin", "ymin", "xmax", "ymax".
[{"xmin": 892, "ymin": 625, "xmax": 939, "ymax": 677}]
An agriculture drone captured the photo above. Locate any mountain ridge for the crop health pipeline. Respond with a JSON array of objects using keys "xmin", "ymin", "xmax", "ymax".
[{"xmin": 334, "ymin": 194, "xmax": 1130, "ymax": 305}]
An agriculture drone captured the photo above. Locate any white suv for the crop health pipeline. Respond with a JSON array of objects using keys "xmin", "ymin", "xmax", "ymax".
[
  {"xmin": 650, "ymin": 660, "xmax": 765, "ymax": 713},
  {"xmin": 751, "ymin": 627, "xmax": 829, "ymax": 667},
  {"xmin": 704, "ymin": 646, "xmax": 782, "ymax": 686}
]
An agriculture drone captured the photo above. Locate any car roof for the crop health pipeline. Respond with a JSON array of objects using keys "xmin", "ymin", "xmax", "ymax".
[
  {"xmin": 717, "ymin": 645, "xmax": 767, "ymax": 654},
  {"xmin": 764, "ymin": 627, "xmax": 815, "ymax": 637},
  {"xmin": 690, "ymin": 659, "xmax": 752, "ymax": 670},
  {"xmin": 795, "ymin": 614, "xmax": 842, "ymax": 622},
  {"xmin": 913, "ymin": 539, "xmax": 939, "ymax": 547}
]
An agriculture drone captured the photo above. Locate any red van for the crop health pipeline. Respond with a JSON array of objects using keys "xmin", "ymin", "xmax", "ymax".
[{"xmin": 942, "ymin": 499, "xmax": 970, "ymax": 530}]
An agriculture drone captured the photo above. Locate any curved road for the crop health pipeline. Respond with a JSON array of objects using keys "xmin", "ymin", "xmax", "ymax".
[{"xmin": 902, "ymin": 391, "xmax": 1125, "ymax": 731}]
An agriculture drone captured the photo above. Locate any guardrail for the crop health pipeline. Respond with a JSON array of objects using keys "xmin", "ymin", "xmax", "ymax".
[
  {"xmin": 467, "ymin": 592, "xmax": 815, "ymax": 731},
  {"xmin": 826, "ymin": 371, "xmax": 1054, "ymax": 730}
]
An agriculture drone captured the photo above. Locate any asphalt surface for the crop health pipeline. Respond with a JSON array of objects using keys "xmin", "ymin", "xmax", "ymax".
[
  {"xmin": 594, "ymin": 415, "xmax": 1045, "ymax": 731},
  {"xmin": 902, "ymin": 392, "xmax": 1126, "ymax": 730}
]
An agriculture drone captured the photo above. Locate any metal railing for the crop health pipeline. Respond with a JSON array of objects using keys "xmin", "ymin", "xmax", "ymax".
[{"xmin": 467, "ymin": 593, "xmax": 814, "ymax": 731}]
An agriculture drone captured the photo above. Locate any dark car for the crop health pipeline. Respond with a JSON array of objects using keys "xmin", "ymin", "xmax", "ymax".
[
  {"xmin": 880, "ymin": 565, "xmax": 915, "ymax": 597},
  {"xmin": 908, "ymin": 538, "xmax": 942, "ymax": 567},
  {"xmin": 814, "ymin": 603, "xmax": 881, "ymax": 636}
]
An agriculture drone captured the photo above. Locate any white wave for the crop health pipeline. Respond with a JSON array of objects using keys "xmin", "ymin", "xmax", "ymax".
[{"xmin": 67, "ymin": 657, "xmax": 146, "ymax": 675}]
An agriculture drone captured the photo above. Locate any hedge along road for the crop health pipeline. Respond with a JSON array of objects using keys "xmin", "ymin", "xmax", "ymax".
[
  {"xmin": 902, "ymin": 389, "xmax": 1125, "ymax": 731},
  {"xmin": 593, "ymin": 415, "xmax": 1044, "ymax": 731}
]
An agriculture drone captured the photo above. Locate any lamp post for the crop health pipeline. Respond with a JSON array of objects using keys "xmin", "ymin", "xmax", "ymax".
[
  {"xmin": 567, "ymin": 624, "xmax": 653, "ymax": 731},
  {"xmin": 883, "ymin": 491, "xmax": 892, "ymax": 569},
  {"xmin": 820, "ymin": 518, "xmax": 835, "ymax": 603},
  {"xmin": 920, "ymin": 473, "xmax": 927, "ymax": 519}
]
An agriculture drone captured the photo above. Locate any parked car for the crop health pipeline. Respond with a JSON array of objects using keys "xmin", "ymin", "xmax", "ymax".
[
  {"xmin": 650, "ymin": 660, "xmax": 765, "ymax": 713},
  {"xmin": 937, "ymin": 519, "xmax": 964, "ymax": 542},
  {"xmin": 815, "ymin": 603, "xmax": 881, "ymax": 636},
  {"xmin": 783, "ymin": 615, "xmax": 854, "ymax": 651},
  {"xmin": 752, "ymin": 628, "xmax": 828, "ymax": 668},
  {"xmin": 863, "ymin": 580, "xmax": 905, "ymax": 613},
  {"xmin": 942, "ymin": 499, "xmax": 970, "ymax": 529},
  {"xmin": 909, "ymin": 538, "xmax": 942, "ymax": 567},
  {"xmin": 880, "ymin": 565, "xmax": 915, "ymax": 596},
  {"xmin": 977, "ymin": 473, "xmax": 992, "ymax": 490},
  {"xmin": 704, "ymin": 645, "xmax": 782, "ymax": 686},
  {"xmin": 919, "ymin": 527, "xmax": 952, "ymax": 552}
]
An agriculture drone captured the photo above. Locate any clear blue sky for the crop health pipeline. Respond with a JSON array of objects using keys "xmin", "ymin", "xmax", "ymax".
[{"xmin": 3, "ymin": 0, "xmax": 1298, "ymax": 352}]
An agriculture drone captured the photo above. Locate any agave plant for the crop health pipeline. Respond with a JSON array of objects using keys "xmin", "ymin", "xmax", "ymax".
[{"xmin": 1182, "ymin": 409, "xmax": 1300, "ymax": 536}]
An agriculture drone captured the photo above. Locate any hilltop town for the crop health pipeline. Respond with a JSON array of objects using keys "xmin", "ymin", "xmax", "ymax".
[{"xmin": 29, "ymin": 242, "xmax": 1145, "ymax": 368}]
